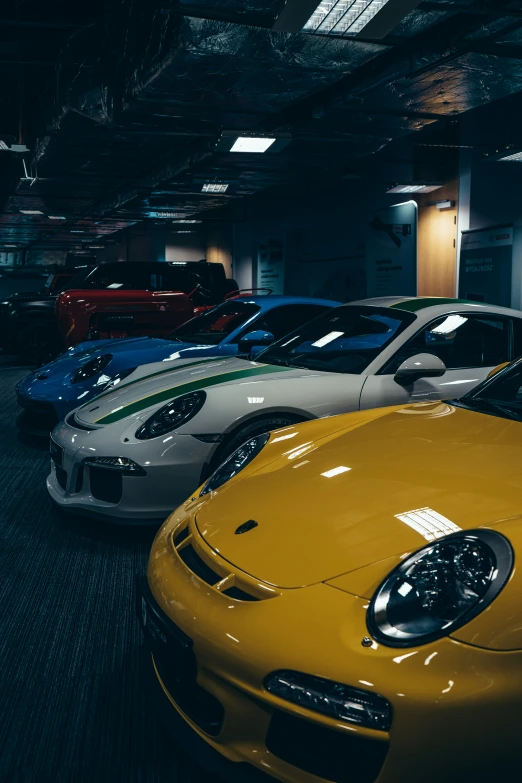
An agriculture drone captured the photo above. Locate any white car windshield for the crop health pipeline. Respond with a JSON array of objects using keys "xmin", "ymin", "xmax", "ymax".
[{"xmin": 258, "ymin": 305, "xmax": 416, "ymax": 374}]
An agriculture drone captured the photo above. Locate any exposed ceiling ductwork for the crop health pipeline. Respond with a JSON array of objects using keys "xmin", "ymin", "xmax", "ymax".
[{"xmin": 2, "ymin": 0, "xmax": 522, "ymax": 250}]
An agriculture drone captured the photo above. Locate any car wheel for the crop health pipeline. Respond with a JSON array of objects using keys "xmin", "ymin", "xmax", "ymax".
[
  {"xmin": 203, "ymin": 414, "xmax": 305, "ymax": 480},
  {"xmin": 16, "ymin": 322, "xmax": 62, "ymax": 365}
]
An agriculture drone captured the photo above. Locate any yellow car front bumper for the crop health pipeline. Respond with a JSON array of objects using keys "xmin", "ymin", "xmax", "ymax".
[{"xmin": 139, "ymin": 511, "xmax": 522, "ymax": 783}]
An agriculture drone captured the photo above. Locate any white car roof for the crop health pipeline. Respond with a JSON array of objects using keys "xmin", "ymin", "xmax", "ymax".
[{"xmin": 343, "ymin": 296, "xmax": 522, "ymax": 319}]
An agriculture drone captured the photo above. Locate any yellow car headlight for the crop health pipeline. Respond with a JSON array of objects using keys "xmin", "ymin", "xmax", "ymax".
[{"xmin": 368, "ymin": 529, "xmax": 513, "ymax": 648}]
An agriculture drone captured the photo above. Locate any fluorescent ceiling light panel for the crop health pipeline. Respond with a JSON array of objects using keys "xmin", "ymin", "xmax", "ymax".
[
  {"xmin": 386, "ymin": 184, "xmax": 442, "ymax": 194},
  {"xmin": 3, "ymin": 244, "xmax": 18, "ymax": 248},
  {"xmin": 48, "ymin": 215, "xmax": 67, "ymax": 220},
  {"xmin": 303, "ymin": 0, "xmax": 384, "ymax": 36},
  {"xmin": 172, "ymin": 220, "xmax": 201, "ymax": 224},
  {"xmin": 231, "ymin": 137, "xmax": 276, "ymax": 153},
  {"xmin": 302, "ymin": 0, "xmax": 422, "ymax": 38},
  {"xmin": 149, "ymin": 211, "xmax": 186, "ymax": 219},
  {"xmin": 20, "ymin": 209, "xmax": 43, "ymax": 215},
  {"xmin": 0, "ymin": 141, "xmax": 8, "ymax": 151},
  {"xmin": 202, "ymin": 183, "xmax": 229, "ymax": 193},
  {"xmin": 498, "ymin": 151, "xmax": 522, "ymax": 162}
]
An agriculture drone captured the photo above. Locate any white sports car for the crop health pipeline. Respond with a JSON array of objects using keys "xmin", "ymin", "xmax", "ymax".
[{"xmin": 47, "ymin": 296, "xmax": 522, "ymax": 523}]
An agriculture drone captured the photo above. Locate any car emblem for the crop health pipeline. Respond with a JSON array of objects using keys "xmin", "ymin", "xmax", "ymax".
[{"xmin": 235, "ymin": 520, "xmax": 258, "ymax": 535}]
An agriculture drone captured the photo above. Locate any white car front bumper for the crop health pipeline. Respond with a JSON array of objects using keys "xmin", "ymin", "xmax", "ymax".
[{"xmin": 46, "ymin": 419, "xmax": 214, "ymax": 524}]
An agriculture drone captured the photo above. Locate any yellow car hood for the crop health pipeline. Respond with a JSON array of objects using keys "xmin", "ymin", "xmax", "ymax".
[{"xmin": 195, "ymin": 401, "xmax": 522, "ymax": 588}]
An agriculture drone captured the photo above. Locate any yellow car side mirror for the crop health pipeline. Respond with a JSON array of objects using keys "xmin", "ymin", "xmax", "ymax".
[{"xmin": 487, "ymin": 361, "xmax": 510, "ymax": 379}]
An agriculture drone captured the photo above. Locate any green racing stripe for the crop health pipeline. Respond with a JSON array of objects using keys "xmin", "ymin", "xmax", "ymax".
[
  {"xmin": 92, "ymin": 356, "xmax": 225, "ymax": 403},
  {"xmin": 390, "ymin": 297, "xmax": 479, "ymax": 312},
  {"xmin": 95, "ymin": 362, "xmax": 290, "ymax": 424}
]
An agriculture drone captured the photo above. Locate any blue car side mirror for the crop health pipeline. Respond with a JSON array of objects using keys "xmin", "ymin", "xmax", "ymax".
[{"xmin": 238, "ymin": 330, "xmax": 275, "ymax": 353}]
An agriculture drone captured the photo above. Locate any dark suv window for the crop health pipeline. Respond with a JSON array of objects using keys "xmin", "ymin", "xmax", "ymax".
[
  {"xmin": 69, "ymin": 262, "xmax": 193, "ymax": 293},
  {"xmin": 384, "ymin": 314, "xmax": 509, "ymax": 373}
]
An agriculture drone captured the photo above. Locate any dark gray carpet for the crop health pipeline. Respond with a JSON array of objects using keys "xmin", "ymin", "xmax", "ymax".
[{"xmin": 0, "ymin": 367, "xmax": 218, "ymax": 783}]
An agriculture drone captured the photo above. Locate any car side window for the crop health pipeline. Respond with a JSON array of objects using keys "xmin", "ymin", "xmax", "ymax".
[
  {"xmin": 384, "ymin": 314, "xmax": 510, "ymax": 373},
  {"xmin": 233, "ymin": 304, "xmax": 330, "ymax": 343},
  {"xmin": 512, "ymin": 318, "xmax": 522, "ymax": 360}
]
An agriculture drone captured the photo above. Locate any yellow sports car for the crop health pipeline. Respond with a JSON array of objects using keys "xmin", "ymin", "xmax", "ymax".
[{"xmin": 138, "ymin": 359, "xmax": 522, "ymax": 783}]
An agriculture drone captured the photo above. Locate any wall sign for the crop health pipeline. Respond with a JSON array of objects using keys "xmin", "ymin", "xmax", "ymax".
[
  {"xmin": 366, "ymin": 201, "xmax": 417, "ymax": 297},
  {"xmin": 257, "ymin": 238, "xmax": 285, "ymax": 295},
  {"xmin": 459, "ymin": 226, "xmax": 513, "ymax": 307}
]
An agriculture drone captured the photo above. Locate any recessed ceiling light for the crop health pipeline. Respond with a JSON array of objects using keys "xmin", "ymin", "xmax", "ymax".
[
  {"xmin": 497, "ymin": 151, "xmax": 522, "ymax": 162},
  {"xmin": 302, "ymin": 0, "xmax": 422, "ymax": 38},
  {"xmin": 48, "ymin": 215, "xmax": 67, "ymax": 220},
  {"xmin": 20, "ymin": 209, "xmax": 43, "ymax": 215},
  {"xmin": 202, "ymin": 182, "xmax": 229, "ymax": 193},
  {"xmin": 148, "ymin": 211, "xmax": 186, "ymax": 219},
  {"xmin": 230, "ymin": 137, "xmax": 276, "ymax": 153},
  {"xmin": 386, "ymin": 184, "xmax": 442, "ymax": 194},
  {"xmin": 173, "ymin": 230, "xmax": 196, "ymax": 234}
]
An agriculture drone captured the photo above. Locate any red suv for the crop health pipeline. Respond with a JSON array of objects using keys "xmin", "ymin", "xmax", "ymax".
[{"xmin": 55, "ymin": 261, "xmax": 236, "ymax": 347}]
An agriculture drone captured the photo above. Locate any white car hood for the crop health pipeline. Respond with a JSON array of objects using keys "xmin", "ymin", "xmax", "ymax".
[{"xmin": 74, "ymin": 356, "xmax": 320, "ymax": 427}]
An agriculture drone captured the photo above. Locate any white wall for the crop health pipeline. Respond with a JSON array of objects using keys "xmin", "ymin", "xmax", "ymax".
[
  {"xmin": 165, "ymin": 232, "xmax": 206, "ymax": 262},
  {"xmin": 231, "ymin": 178, "xmax": 405, "ymax": 302}
]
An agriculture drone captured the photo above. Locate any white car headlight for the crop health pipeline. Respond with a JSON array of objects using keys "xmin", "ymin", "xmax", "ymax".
[
  {"xmin": 200, "ymin": 433, "xmax": 269, "ymax": 496},
  {"xmin": 367, "ymin": 530, "xmax": 513, "ymax": 647},
  {"xmin": 135, "ymin": 390, "xmax": 206, "ymax": 440}
]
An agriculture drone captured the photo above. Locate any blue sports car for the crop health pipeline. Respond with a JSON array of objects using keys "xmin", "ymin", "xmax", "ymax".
[{"xmin": 16, "ymin": 294, "xmax": 339, "ymax": 433}]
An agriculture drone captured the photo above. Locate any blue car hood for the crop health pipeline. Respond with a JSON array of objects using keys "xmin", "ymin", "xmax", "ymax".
[{"xmin": 17, "ymin": 336, "xmax": 227, "ymax": 421}]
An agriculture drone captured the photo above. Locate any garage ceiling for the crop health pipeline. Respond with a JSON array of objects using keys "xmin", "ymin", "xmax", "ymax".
[{"xmin": 2, "ymin": 0, "xmax": 522, "ymax": 251}]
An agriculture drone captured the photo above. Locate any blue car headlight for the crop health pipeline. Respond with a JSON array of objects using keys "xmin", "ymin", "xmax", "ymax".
[
  {"xmin": 135, "ymin": 391, "xmax": 206, "ymax": 440},
  {"xmin": 71, "ymin": 354, "xmax": 113, "ymax": 384},
  {"xmin": 200, "ymin": 433, "xmax": 269, "ymax": 496},
  {"xmin": 367, "ymin": 529, "xmax": 513, "ymax": 647}
]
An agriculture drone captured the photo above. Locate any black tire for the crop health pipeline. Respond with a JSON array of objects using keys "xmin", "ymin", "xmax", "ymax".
[
  {"xmin": 203, "ymin": 414, "xmax": 304, "ymax": 481},
  {"xmin": 15, "ymin": 321, "xmax": 62, "ymax": 365}
]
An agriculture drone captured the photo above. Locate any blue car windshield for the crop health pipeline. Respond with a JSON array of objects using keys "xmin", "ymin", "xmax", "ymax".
[
  {"xmin": 258, "ymin": 306, "xmax": 416, "ymax": 374},
  {"xmin": 169, "ymin": 301, "xmax": 260, "ymax": 345}
]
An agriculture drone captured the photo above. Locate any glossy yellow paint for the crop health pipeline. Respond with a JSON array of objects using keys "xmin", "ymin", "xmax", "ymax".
[
  {"xmin": 146, "ymin": 401, "xmax": 522, "ymax": 781},
  {"xmin": 487, "ymin": 360, "xmax": 511, "ymax": 378}
]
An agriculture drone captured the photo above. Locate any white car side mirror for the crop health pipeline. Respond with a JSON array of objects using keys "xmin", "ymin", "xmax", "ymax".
[{"xmin": 394, "ymin": 353, "xmax": 446, "ymax": 386}]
